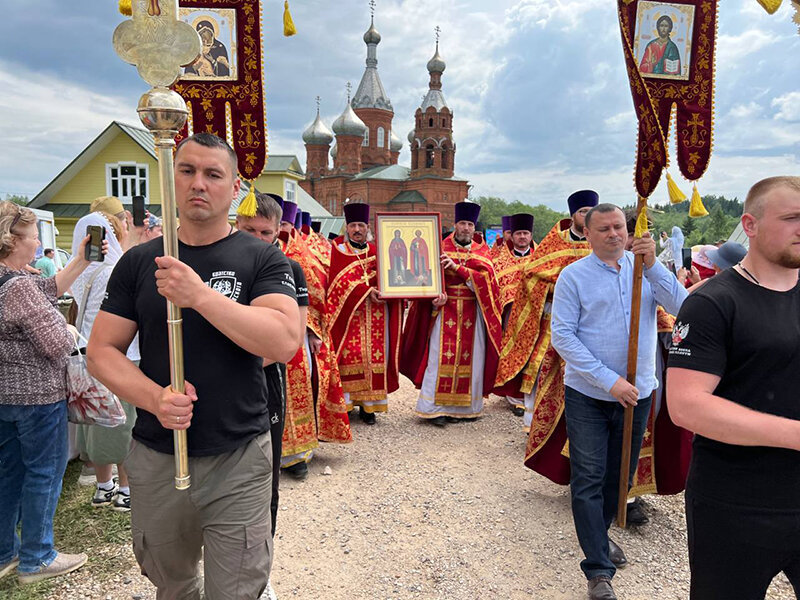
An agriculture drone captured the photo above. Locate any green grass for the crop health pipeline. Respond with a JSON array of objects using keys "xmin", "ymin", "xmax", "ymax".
[{"xmin": 0, "ymin": 460, "xmax": 136, "ymax": 599}]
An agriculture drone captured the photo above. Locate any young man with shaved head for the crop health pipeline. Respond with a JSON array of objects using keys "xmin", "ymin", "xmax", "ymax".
[
  {"xmin": 87, "ymin": 133, "xmax": 301, "ymax": 599},
  {"xmin": 668, "ymin": 176, "xmax": 800, "ymax": 599}
]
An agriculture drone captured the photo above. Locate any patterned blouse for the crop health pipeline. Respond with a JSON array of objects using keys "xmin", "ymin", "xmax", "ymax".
[{"xmin": 0, "ymin": 266, "xmax": 74, "ymax": 405}]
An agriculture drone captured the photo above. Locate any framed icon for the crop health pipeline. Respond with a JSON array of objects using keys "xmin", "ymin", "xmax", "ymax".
[
  {"xmin": 375, "ymin": 212, "xmax": 443, "ymax": 299},
  {"xmin": 179, "ymin": 8, "xmax": 238, "ymax": 81},
  {"xmin": 634, "ymin": 1, "xmax": 695, "ymax": 81}
]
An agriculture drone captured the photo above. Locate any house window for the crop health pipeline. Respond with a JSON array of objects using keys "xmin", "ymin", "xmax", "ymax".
[
  {"xmin": 106, "ymin": 162, "xmax": 149, "ymax": 203},
  {"xmin": 377, "ymin": 127, "xmax": 385, "ymax": 148},
  {"xmin": 285, "ymin": 180, "xmax": 297, "ymax": 202},
  {"xmin": 363, "ymin": 129, "xmax": 370, "ymax": 147}
]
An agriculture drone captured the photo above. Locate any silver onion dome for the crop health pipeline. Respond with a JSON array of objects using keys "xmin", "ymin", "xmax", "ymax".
[
  {"xmin": 302, "ymin": 111, "xmax": 334, "ymax": 145},
  {"xmin": 407, "ymin": 130, "xmax": 416, "ymax": 144},
  {"xmin": 363, "ymin": 20, "xmax": 381, "ymax": 45},
  {"xmin": 332, "ymin": 102, "xmax": 367, "ymax": 137},
  {"xmin": 427, "ymin": 46, "xmax": 446, "ymax": 74},
  {"xmin": 390, "ymin": 129, "xmax": 403, "ymax": 152}
]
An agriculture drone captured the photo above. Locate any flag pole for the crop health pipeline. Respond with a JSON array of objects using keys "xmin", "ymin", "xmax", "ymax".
[
  {"xmin": 113, "ymin": 0, "xmax": 201, "ymax": 490},
  {"xmin": 616, "ymin": 195, "xmax": 648, "ymax": 527}
]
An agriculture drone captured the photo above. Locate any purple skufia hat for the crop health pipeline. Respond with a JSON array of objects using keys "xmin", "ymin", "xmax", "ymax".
[
  {"xmin": 501, "ymin": 215, "xmax": 512, "ymax": 232},
  {"xmin": 509, "ymin": 212, "xmax": 534, "ymax": 233},
  {"xmin": 294, "ymin": 210, "xmax": 302, "ymax": 229},
  {"xmin": 567, "ymin": 190, "xmax": 599, "ymax": 216},
  {"xmin": 301, "ymin": 211, "xmax": 312, "ymax": 227},
  {"xmin": 454, "ymin": 201, "xmax": 481, "ymax": 225},
  {"xmin": 311, "ymin": 221, "xmax": 321, "ymax": 233},
  {"xmin": 281, "ymin": 201, "xmax": 298, "ymax": 224},
  {"xmin": 343, "ymin": 202, "xmax": 370, "ymax": 224},
  {"xmin": 266, "ymin": 193, "xmax": 284, "ymax": 209}
]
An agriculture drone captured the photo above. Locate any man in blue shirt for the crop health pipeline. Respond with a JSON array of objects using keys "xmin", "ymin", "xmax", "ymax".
[{"xmin": 551, "ymin": 203, "xmax": 687, "ymax": 600}]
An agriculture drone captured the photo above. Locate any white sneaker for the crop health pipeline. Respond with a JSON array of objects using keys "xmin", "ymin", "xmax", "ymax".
[
  {"xmin": 112, "ymin": 490, "xmax": 131, "ymax": 512},
  {"xmin": 91, "ymin": 482, "xmax": 118, "ymax": 508}
]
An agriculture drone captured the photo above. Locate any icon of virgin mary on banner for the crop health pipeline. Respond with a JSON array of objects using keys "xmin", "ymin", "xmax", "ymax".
[
  {"xmin": 618, "ymin": 0, "xmax": 717, "ymax": 198},
  {"xmin": 173, "ymin": 0, "xmax": 266, "ymax": 181}
]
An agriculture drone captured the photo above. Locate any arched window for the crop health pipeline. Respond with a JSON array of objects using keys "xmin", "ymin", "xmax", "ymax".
[
  {"xmin": 428, "ymin": 117, "xmax": 434, "ymax": 127},
  {"xmin": 377, "ymin": 127, "xmax": 385, "ymax": 149},
  {"xmin": 442, "ymin": 118, "xmax": 447, "ymax": 128},
  {"xmin": 425, "ymin": 144, "xmax": 435, "ymax": 168},
  {"xmin": 362, "ymin": 129, "xmax": 369, "ymax": 147}
]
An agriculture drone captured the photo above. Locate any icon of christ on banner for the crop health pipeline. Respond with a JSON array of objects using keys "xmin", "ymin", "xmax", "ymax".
[{"xmin": 633, "ymin": 1, "xmax": 695, "ymax": 81}]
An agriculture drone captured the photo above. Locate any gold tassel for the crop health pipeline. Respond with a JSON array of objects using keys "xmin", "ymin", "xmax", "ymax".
[
  {"xmin": 756, "ymin": 0, "xmax": 783, "ymax": 14},
  {"xmin": 237, "ymin": 183, "xmax": 258, "ymax": 218},
  {"xmin": 283, "ymin": 1, "xmax": 297, "ymax": 37},
  {"xmin": 119, "ymin": 0, "xmax": 132, "ymax": 16},
  {"xmin": 666, "ymin": 172, "xmax": 687, "ymax": 204},
  {"xmin": 689, "ymin": 184, "xmax": 709, "ymax": 218},
  {"xmin": 634, "ymin": 204, "xmax": 649, "ymax": 238}
]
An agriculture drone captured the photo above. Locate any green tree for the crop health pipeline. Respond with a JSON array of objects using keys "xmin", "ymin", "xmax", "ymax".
[
  {"xmin": 706, "ymin": 205, "xmax": 729, "ymax": 242},
  {"xmin": 4, "ymin": 194, "xmax": 28, "ymax": 206},
  {"xmin": 475, "ymin": 196, "xmax": 566, "ymax": 243}
]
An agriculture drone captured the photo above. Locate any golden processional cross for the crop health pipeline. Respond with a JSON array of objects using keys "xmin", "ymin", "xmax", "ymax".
[{"xmin": 113, "ymin": 0, "xmax": 201, "ymax": 490}]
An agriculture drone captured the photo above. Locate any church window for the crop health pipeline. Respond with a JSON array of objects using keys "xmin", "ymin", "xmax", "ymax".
[
  {"xmin": 377, "ymin": 127, "xmax": 385, "ymax": 148},
  {"xmin": 442, "ymin": 118, "xmax": 447, "ymax": 128},
  {"xmin": 425, "ymin": 145, "xmax": 435, "ymax": 168},
  {"xmin": 428, "ymin": 117, "xmax": 434, "ymax": 127},
  {"xmin": 106, "ymin": 162, "xmax": 149, "ymax": 203},
  {"xmin": 363, "ymin": 129, "xmax": 370, "ymax": 147}
]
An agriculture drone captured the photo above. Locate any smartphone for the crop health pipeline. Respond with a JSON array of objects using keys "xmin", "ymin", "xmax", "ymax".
[
  {"xmin": 681, "ymin": 248, "xmax": 692, "ymax": 270},
  {"xmin": 132, "ymin": 195, "xmax": 146, "ymax": 227},
  {"xmin": 85, "ymin": 225, "xmax": 105, "ymax": 262}
]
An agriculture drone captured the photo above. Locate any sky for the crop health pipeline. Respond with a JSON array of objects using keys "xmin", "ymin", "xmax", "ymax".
[{"xmin": 1, "ymin": 0, "xmax": 798, "ymax": 211}]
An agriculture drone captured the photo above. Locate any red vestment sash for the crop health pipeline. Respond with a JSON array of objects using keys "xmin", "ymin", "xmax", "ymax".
[
  {"xmin": 492, "ymin": 240, "xmax": 536, "ymax": 310},
  {"xmin": 328, "ymin": 240, "xmax": 402, "ymax": 404},
  {"xmin": 400, "ymin": 234, "xmax": 503, "ymax": 406}
]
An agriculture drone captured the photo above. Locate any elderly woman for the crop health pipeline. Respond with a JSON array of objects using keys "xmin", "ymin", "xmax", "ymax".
[{"xmin": 0, "ymin": 201, "xmax": 101, "ymax": 584}]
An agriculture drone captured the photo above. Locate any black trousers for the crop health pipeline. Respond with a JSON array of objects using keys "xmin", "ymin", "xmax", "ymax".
[
  {"xmin": 686, "ymin": 490, "xmax": 800, "ymax": 599},
  {"xmin": 264, "ymin": 364, "xmax": 286, "ymax": 538}
]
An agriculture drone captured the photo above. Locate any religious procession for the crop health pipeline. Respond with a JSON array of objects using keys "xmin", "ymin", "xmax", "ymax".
[{"xmin": 1, "ymin": 1, "xmax": 799, "ymax": 599}]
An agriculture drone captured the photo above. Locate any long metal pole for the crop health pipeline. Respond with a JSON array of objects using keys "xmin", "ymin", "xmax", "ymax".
[
  {"xmin": 155, "ymin": 139, "xmax": 190, "ymax": 490},
  {"xmin": 616, "ymin": 196, "xmax": 647, "ymax": 528}
]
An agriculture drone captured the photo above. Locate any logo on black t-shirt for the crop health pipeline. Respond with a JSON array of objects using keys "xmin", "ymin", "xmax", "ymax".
[
  {"xmin": 207, "ymin": 271, "xmax": 242, "ymax": 301},
  {"xmin": 672, "ymin": 321, "xmax": 690, "ymax": 347}
]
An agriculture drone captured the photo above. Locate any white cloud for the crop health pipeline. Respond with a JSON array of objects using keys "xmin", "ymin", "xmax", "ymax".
[
  {"xmin": 772, "ymin": 91, "xmax": 800, "ymax": 122},
  {"xmin": 717, "ymin": 29, "xmax": 779, "ymax": 64},
  {"xmin": 0, "ymin": 62, "xmax": 134, "ymax": 197}
]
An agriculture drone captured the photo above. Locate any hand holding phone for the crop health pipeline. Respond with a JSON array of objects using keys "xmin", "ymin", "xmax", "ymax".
[
  {"xmin": 85, "ymin": 225, "xmax": 105, "ymax": 262},
  {"xmin": 132, "ymin": 195, "xmax": 146, "ymax": 227},
  {"xmin": 681, "ymin": 248, "xmax": 692, "ymax": 270}
]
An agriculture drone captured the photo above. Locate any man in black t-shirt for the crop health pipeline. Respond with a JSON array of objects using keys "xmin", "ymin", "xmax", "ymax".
[
  {"xmin": 87, "ymin": 134, "xmax": 301, "ymax": 600},
  {"xmin": 667, "ymin": 176, "xmax": 800, "ymax": 599},
  {"xmin": 235, "ymin": 192, "xmax": 309, "ymax": 541}
]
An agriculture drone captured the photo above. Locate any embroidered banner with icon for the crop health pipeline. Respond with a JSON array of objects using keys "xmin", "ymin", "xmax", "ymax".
[
  {"xmin": 618, "ymin": 0, "xmax": 718, "ymax": 198},
  {"xmin": 172, "ymin": 0, "xmax": 266, "ymax": 180}
]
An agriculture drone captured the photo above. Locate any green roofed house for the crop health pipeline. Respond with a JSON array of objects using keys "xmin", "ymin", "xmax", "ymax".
[{"xmin": 27, "ymin": 121, "xmax": 337, "ymax": 250}]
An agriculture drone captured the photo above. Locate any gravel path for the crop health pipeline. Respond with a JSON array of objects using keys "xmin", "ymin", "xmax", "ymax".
[{"xmin": 49, "ymin": 377, "xmax": 795, "ymax": 600}]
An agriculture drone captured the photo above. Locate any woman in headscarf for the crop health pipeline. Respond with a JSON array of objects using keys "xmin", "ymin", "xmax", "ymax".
[{"xmin": 71, "ymin": 212, "xmax": 139, "ymax": 513}]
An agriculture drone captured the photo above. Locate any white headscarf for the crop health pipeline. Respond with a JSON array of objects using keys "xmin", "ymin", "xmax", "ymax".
[{"xmin": 70, "ymin": 212, "xmax": 124, "ymax": 303}]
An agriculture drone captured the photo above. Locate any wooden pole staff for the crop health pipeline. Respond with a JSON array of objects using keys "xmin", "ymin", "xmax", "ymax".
[{"xmin": 616, "ymin": 195, "xmax": 648, "ymax": 528}]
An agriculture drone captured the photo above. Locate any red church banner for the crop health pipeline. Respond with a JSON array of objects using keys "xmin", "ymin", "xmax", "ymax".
[
  {"xmin": 618, "ymin": 0, "xmax": 718, "ymax": 198},
  {"xmin": 172, "ymin": 0, "xmax": 266, "ymax": 180}
]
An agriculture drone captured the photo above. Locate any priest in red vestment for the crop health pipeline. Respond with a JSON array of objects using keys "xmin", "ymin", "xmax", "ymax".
[
  {"xmin": 327, "ymin": 203, "xmax": 403, "ymax": 424},
  {"xmin": 400, "ymin": 201, "xmax": 504, "ymax": 426}
]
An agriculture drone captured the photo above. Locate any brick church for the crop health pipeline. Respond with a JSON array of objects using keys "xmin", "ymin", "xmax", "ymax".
[{"xmin": 298, "ymin": 16, "xmax": 469, "ymax": 226}]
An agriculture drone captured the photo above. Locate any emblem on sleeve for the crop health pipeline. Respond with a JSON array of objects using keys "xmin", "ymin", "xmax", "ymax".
[{"xmin": 672, "ymin": 321, "xmax": 690, "ymax": 346}]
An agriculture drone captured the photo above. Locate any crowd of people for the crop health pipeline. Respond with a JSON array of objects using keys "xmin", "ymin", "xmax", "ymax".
[{"xmin": 0, "ymin": 132, "xmax": 798, "ymax": 600}]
